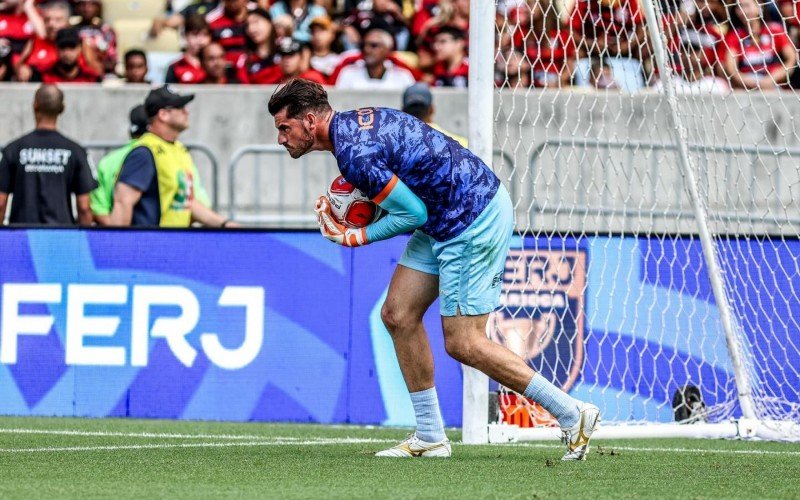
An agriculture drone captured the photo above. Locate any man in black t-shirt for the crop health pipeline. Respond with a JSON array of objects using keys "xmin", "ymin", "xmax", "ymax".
[{"xmin": 0, "ymin": 84, "xmax": 97, "ymax": 225}]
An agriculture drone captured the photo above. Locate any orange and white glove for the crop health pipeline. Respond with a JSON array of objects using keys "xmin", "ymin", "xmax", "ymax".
[{"xmin": 314, "ymin": 196, "xmax": 368, "ymax": 247}]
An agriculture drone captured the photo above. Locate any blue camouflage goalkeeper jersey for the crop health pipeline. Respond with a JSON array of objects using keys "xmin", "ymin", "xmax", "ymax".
[{"xmin": 330, "ymin": 107, "xmax": 500, "ymax": 242}]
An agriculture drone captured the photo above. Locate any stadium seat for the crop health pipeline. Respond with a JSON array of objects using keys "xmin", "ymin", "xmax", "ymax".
[{"xmin": 104, "ymin": 0, "xmax": 166, "ymax": 24}]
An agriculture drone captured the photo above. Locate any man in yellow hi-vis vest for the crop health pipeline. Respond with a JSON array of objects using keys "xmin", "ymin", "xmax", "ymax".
[{"xmin": 109, "ymin": 86, "xmax": 236, "ymax": 228}]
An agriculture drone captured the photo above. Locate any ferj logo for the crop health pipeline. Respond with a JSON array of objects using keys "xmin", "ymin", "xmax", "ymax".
[
  {"xmin": 489, "ymin": 247, "xmax": 587, "ymax": 426},
  {"xmin": 0, "ymin": 284, "xmax": 265, "ymax": 370}
]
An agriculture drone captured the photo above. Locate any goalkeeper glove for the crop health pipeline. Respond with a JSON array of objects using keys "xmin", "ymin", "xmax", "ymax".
[{"xmin": 315, "ymin": 196, "xmax": 368, "ymax": 247}]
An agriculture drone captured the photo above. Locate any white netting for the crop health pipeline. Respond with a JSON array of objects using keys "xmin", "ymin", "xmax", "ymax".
[{"xmin": 489, "ymin": 0, "xmax": 800, "ymax": 435}]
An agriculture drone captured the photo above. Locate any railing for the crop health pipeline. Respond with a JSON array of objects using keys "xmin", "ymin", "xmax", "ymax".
[
  {"xmin": 227, "ymin": 145, "xmax": 518, "ymax": 226},
  {"xmin": 0, "ymin": 141, "xmax": 220, "ymax": 211},
  {"xmin": 84, "ymin": 141, "xmax": 220, "ymax": 211},
  {"xmin": 526, "ymin": 138, "xmax": 800, "ymax": 227}
]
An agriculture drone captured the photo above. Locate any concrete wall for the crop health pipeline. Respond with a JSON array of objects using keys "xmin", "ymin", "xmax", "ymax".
[{"xmin": 2, "ymin": 84, "xmax": 799, "ymax": 234}]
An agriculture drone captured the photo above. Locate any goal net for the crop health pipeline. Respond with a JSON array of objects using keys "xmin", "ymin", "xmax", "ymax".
[{"xmin": 478, "ymin": 0, "xmax": 800, "ymax": 441}]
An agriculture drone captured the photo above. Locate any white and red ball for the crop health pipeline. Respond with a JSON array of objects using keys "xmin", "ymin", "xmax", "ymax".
[{"xmin": 326, "ymin": 175, "xmax": 383, "ymax": 228}]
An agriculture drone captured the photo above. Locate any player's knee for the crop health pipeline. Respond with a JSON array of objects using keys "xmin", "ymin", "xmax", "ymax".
[
  {"xmin": 380, "ymin": 303, "xmax": 404, "ymax": 333},
  {"xmin": 444, "ymin": 336, "xmax": 477, "ymax": 365}
]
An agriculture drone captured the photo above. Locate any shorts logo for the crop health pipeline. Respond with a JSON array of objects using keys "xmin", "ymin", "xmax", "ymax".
[
  {"xmin": 490, "ymin": 271, "xmax": 503, "ymax": 288},
  {"xmin": 490, "ymin": 247, "xmax": 587, "ymax": 393}
]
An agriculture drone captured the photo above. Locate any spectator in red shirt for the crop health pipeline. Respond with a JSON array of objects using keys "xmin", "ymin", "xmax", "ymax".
[
  {"xmin": 123, "ymin": 48, "xmax": 148, "ymax": 83},
  {"xmin": 664, "ymin": 0, "xmax": 734, "ymax": 81},
  {"xmin": 41, "ymin": 27, "xmax": 101, "ymax": 83},
  {"xmin": 200, "ymin": 41, "xmax": 239, "ymax": 83},
  {"xmin": 276, "ymin": 37, "xmax": 326, "ymax": 83},
  {"xmin": 13, "ymin": 0, "xmax": 69, "ymax": 81},
  {"xmin": 206, "ymin": 0, "xmax": 250, "ymax": 66},
  {"xmin": 524, "ymin": 0, "xmax": 575, "ymax": 88},
  {"xmin": 413, "ymin": 0, "xmax": 469, "ymax": 72},
  {"xmin": 0, "ymin": 0, "xmax": 45, "ymax": 61},
  {"xmin": 430, "ymin": 26, "xmax": 467, "ymax": 88},
  {"xmin": 725, "ymin": 0, "xmax": 796, "ymax": 90},
  {"xmin": 235, "ymin": 6, "xmax": 281, "ymax": 84},
  {"xmin": 570, "ymin": 0, "xmax": 648, "ymax": 92},
  {"xmin": 165, "ymin": 14, "xmax": 210, "ymax": 84},
  {"xmin": 72, "ymin": 0, "xmax": 117, "ymax": 76}
]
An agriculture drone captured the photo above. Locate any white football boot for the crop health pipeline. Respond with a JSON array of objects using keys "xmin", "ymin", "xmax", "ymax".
[
  {"xmin": 375, "ymin": 433, "xmax": 452, "ymax": 458},
  {"xmin": 561, "ymin": 402, "xmax": 601, "ymax": 461}
]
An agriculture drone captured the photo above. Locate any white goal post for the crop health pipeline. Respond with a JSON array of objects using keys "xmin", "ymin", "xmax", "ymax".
[{"xmin": 465, "ymin": 0, "xmax": 800, "ymax": 442}]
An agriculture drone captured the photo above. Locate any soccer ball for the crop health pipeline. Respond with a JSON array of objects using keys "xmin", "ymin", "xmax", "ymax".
[{"xmin": 326, "ymin": 175, "xmax": 383, "ymax": 228}]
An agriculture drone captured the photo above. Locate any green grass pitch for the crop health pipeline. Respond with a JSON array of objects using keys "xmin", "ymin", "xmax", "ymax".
[{"xmin": 0, "ymin": 416, "xmax": 798, "ymax": 499}]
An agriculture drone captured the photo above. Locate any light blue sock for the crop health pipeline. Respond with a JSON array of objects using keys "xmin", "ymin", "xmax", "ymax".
[
  {"xmin": 410, "ymin": 387, "xmax": 446, "ymax": 442},
  {"xmin": 523, "ymin": 373, "xmax": 581, "ymax": 428}
]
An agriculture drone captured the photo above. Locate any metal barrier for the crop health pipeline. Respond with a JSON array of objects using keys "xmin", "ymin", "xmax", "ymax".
[
  {"xmin": 227, "ymin": 145, "xmax": 519, "ymax": 226},
  {"xmin": 84, "ymin": 141, "xmax": 220, "ymax": 211},
  {"xmin": 526, "ymin": 138, "xmax": 800, "ymax": 226},
  {"xmin": 0, "ymin": 141, "xmax": 220, "ymax": 211}
]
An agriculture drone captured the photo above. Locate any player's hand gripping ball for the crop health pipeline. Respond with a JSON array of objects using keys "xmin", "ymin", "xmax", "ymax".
[
  {"xmin": 315, "ymin": 196, "xmax": 368, "ymax": 247},
  {"xmin": 326, "ymin": 176, "xmax": 383, "ymax": 228}
]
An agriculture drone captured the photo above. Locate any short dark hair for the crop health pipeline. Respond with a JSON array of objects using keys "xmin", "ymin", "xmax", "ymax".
[
  {"xmin": 184, "ymin": 13, "xmax": 211, "ymax": 35},
  {"xmin": 436, "ymin": 26, "xmax": 466, "ymax": 41},
  {"xmin": 268, "ymin": 78, "xmax": 331, "ymax": 119},
  {"xmin": 124, "ymin": 49, "xmax": 147, "ymax": 65}
]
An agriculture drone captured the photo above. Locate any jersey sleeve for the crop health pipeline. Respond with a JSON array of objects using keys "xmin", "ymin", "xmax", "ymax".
[
  {"xmin": 117, "ymin": 146, "xmax": 156, "ymax": 193},
  {"xmin": 337, "ymin": 141, "xmax": 394, "ymax": 200},
  {"xmin": 71, "ymin": 146, "xmax": 98, "ymax": 195}
]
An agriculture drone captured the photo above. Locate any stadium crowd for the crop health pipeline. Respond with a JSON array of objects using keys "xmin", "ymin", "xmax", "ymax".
[{"xmin": 2, "ymin": 0, "xmax": 800, "ymax": 92}]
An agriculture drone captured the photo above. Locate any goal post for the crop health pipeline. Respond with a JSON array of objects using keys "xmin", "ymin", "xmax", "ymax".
[{"xmin": 464, "ymin": 0, "xmax": 800, "ymax": 443}]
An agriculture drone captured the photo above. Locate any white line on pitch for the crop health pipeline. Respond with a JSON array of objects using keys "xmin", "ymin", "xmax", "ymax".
[
  {"xmin": 512, "ymin": 442, "xmax": 800, "ymax": 456},
  {"xmin": 0, "ymin": 438, "xmax": 398, "ymax": 453},
  {"xmin": 0, "ymin": 428, "xmax": 304, "ymax": 441}
]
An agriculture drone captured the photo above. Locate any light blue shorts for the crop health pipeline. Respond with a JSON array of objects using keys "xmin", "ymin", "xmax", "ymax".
[{"xmin": 399, "ymin": 185, "xmax": 514, "ymax": 316}]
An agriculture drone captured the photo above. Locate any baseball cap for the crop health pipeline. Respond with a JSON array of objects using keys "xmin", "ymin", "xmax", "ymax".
[
  {"xmin": 277, "ymin": 37, "xmax": 302, "ymax": 56},
  {"xmin": 309, "ymin": 15, "xmax": 332, "ymax": 30},
  {"xmin": 129, "ymin": 104, "xmax": 148, "ymax": 138},
  {"xmin": 402, "ymin": 83, "xmax": 433, "ymax": 111},
  {"xmin": 144, "ymin": 85, "xmax": 195, "ymax": 117},
  {"xmin": 56, "ymin": 28, "xmax": 81, "ymax": 49}
]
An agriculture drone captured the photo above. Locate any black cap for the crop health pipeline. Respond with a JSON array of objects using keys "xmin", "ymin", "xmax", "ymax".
[
  {"xmin": 277, "ymin": 37, "xmax": 302, "ymax": 56},
  {"xmin": 56, "ymin": 28, "xmax": 81, "ymax": 48},
  {"xmin": 144, "ymin": 85, "xmax": 195, "ymax": 117},
  {"xmin": 129, "ymin": 104, "xmax": 148, "ymax": 138},
  {"xmin": 402, "ymin": 83, "xmax": 432, "ymax": 111}
]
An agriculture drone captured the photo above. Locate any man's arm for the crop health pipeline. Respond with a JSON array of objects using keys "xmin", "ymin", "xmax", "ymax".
[
  {"xmin": 0, "ymin": 192, "xmax": 8, "ymax": 225},
  {"xmin": 365, "ymin": 175, "xmax": 427, "ymax": 243},
  {"xmin": 190, "ymin": 202, "xmax": 239, "ymax": 227},
  {"xmin": 76, "ymin": 194, "xmax": 93, "ymax": 226},
  {"xmin": 109, "ymin": 182, "xmax": 143, "ymax": 226},
  {"xmin": 108, "ymin": 147, "xmax": 155, "ymax": 226}
]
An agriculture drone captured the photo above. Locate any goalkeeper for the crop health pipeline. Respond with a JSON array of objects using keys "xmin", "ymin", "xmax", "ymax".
[{"xmin": 268, "ymin": 79, "xmax": 599, "ymax": 460}]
